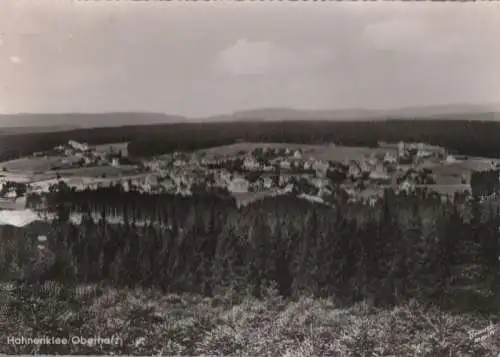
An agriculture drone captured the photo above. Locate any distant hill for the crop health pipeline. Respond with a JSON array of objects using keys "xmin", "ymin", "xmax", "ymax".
[
  {"xmin": 0, "ymin": 112, "xmax": 187, "ymax": 130},
  {"xmin": 0, "ymin": 104, "xmax": 499, "ymax": 132},
  {"xmin": 206, "ymin": 104, "xmax": 500, "ymax": 122},
  {"xmin": 0, "ymin": 125, "xmax": 79, "ymax": 136}
]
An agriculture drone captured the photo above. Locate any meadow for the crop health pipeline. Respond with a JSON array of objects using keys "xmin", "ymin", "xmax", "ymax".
[
  {"xmin": 199, "ymin": 142, "xmax": 397, "ymax": 163},
  {"xmin": 1, "ymin": 157, "xmax": 63, "ymax": 173}
]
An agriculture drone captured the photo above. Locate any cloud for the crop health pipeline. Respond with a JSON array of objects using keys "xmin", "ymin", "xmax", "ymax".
[
  {"xmin": 363, "ymin": 20, "xmax": 427, "ymax": 49},
  {"xmin": 9, "ymin": 56, "xmax": 21, "ymax": 64},
  {"xmin": 213, "ymin": 39, "xmax": 332, "ymax": 77},
  {"xmin": 362, "ymin": 19, "xmax": 462, "ymax": 57}
]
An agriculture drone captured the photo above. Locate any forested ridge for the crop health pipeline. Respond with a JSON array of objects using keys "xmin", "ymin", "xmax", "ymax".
[
  {"xmin": 3, "ymin": 119, "xmax": 500, "ymax": 161},
  {"xmin": 3, "ymin": 184, "xmax": 500, "ymax": 316}
]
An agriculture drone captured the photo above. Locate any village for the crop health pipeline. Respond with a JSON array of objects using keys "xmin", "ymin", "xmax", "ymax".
[{"xmin": 1, "ymin": 138, "xmax": 498, "ymax": 211}]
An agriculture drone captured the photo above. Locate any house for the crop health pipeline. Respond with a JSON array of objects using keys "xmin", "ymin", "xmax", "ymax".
[
  {"xmin": 173, "ymin": 159, "xmax": 187, "ymax": 168},
  {"xmin": 293, "ymin": 150, "xmax": 303, "ymax": 159},
  {"xmin": 0, "ymin": 175, "xmax": 6, "ymax": 191},
  {"xmin": 279, "ymin": 174, "xmax": 294, "ymax": 187},
  {"xmin": 303, "ymin": 161, "xmax": 314, "ymax": 170},
  {"xmin": 383, "ymin": 152, "xmax": 397, "ymax": 164},
  {"xmin": 243, "ymin": 157, "xmax": 260, "ymax": 171},
  {"xmin": 111, "ymin": 158, "xmax": 120, "ymax": 167},
  {"xmin": 348, "ymin": 162, "xmax": 362, "ymax": 179},
  {"xmin": 398, "ymin": 141, "xmax": 405, "ymax": 157},
  {"xmin": 416, "ymin": 150, "xmax": 433, "ymax": 159},
  {"xmin": 4, "ymin": 188, "xmax": 17, "ymax": 199},
  {"xmin": 262, "ymin": 176, "xmax": 273, "ymax": 189},
  {"xmin": 311, "ymin": 178, "xmax": 329, "ymax": 190},
  {"xmin": 146, "ymin": 160, "xmax": 161, "ymax": 171},
  {"xmin": 312, "ymin": 160, "xmax": 330, "ymax": 172},
  {"xmin": 399, "ymin": 180, "xmax": 414, "ymax": 193},
  {"xmin": 358, "ymin": 160, "xmax": 371, "ymax": 174},
  {"xmin": 369, "ymin": 167, "xmax": 390, "ymax": 183},
  {"xmin": 228, "ymin": 178, "xmax": 250, "ymax": 193},
  {"xmin": 445, "ymin": 155, "xmax": 457, "ymax": 164},
  {"xmin": 317, "ymin": 187, "xmax": 333, "ymax": 198},
  {"xmin": 280, "ymin": 160, "xmax": 292, "ymax": 170},
  {"xmin": 68, "ymin": 140, "xmax": 89, "ymax": 152}
]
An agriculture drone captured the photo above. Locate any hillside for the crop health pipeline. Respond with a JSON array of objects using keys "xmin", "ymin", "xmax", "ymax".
[
  {"xmin": 0, "ymin": 113, "xmax": 187, "ymax": 130},
  {"xmin": 0, "ymin": 104, "xmax": 499, "ymax": 130},
  {"xmin": 205, "ymin": 104, "xmax": 500, "ymax": 122}
]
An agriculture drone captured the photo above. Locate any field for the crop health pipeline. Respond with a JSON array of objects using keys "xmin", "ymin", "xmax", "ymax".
[
  {"xmin": 0, "ymin": 198, "xmax": 26, "ymax": 210},
  {"xmin": 419, "ymin": 159, "xmax": 498, "ymax": 176},
  {"xmin": 0, "ymin": 157, "xmax": 63, "ymax": 173},
  {"xmin": 199, "ymin": 142, "xmax": 398, "ymax": 163},
  {"xmin": 1, "ymin": 283, "xmax": 498, "ymax": 355},
  {"xmin": 0, "ymin": 159, "xmax": 140, "ymax": 184},
  {"xmin": 49, "ymin": 165, "xmax": 139, "ymax": 178}
]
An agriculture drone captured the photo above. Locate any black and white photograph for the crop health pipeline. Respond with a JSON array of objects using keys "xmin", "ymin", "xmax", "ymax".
[{"xmin": 0, "ymin": 1, "xmax": 500, "ymax": 355}]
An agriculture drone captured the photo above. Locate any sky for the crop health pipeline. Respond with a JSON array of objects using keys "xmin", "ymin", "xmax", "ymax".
[{"xmin": 0, "ymin": 1, "xmax": 498, "ymax": 118}]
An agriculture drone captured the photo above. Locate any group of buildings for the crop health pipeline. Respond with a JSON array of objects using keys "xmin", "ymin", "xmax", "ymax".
[{"xmin": 3, "ymin": 140, "xmax": 500, "ymax": 209}]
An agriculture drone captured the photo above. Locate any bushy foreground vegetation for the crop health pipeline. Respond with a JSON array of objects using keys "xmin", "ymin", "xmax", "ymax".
[{"xmin": 1, "ymin": 282, "xmax": 500, "ymax": 356}]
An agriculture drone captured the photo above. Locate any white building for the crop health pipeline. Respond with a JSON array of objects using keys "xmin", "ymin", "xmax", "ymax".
[
  {"xmin": 68, "ymin": 140, "xmax": 89, "ymax": 152},
  {"xmin": 4, "ymin": 189, "xmax": 17, "ymax": 198},
  {"xmin": 311, "ymin": 178, "xmax": 329, "ymax": 189},
  {"xmin": 173, "ymin": 159, "xmax": 187, "ymax": 168},
  {"xmin": 243, "ymin": 157, "xmax": 260, "ymax": 170},
  {"xmin": 369, "ymin": 169, "xmax": 390, "ymax": 181},
  {"xmin": 445, "ymin": 155, "xmax": 456, "ymax": 164},
  {"xmin": 384, "ymin": 152, "xmax": 397, "ymax": 164},
  {"xmin": 262, "ymin": 176, "xmax": 273, "ymax": 189},
  {"xmin": 280, "ymin": 160, "xmax": 292, "ymax": 170},
  {"xmin": 228, "ymin": 178, "xmax": 250, "ymax": 193},
  {"xmin": 398, "ymin": 141, "xmax": 405, "ymax": 157}
]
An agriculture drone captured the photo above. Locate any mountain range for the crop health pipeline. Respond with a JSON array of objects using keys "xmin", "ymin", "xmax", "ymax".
[{"xmin": 0, "ymin": 104, "xmax": 499, "ymax": 134}]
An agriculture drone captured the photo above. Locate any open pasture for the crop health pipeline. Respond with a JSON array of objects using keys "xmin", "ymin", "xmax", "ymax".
[
  {"xmin": 303, "ymin": 145, "xmax": 397, "ymax": 162},
  {"xmin": 427, "ymin": 159, "xmax": 497, "ymax": 178},
  {"xmin": 52, "ymin": 165, "xmax": 139, "ymax": 178},
  {"xmin": 0, "ymin": 156, "xmax": 63, "ymax": 173},
  {"xmin": 199, "ymin": 142, "xmax": 397, "ymax": 163}
]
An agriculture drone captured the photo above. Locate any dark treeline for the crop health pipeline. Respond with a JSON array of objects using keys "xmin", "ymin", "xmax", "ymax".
[
  {"xmin": 3, "ymin": 119, "xmax": 500, "ymax": 162},
  {"xmin": 127, "ymin": 120, "xmax": 500, "ymax": 158},
  {"xmin": 3, "ymin": 185, "xmax": 500, "ymax": 315}
]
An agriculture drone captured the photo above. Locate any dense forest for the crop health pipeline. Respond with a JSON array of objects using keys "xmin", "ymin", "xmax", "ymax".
[
  {"xmin": 2, "ymin": 119, "xmax": 500, "ymax": 161},
  {"xmin": 3, "ymin": 184, "xmax": 500, "ymax": 316}
]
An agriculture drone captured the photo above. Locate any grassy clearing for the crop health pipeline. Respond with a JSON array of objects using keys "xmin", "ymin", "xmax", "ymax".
[
  {"xmin": 52, "ymin": 165, "xmax": 140, "ymax": 178},
  {"xmin": 199, "ymin": 142, "xmax": 397, "ymax": 163},
  {"xmin": 1, "ymin": 157, "xmax": 63, "ymax": 173},
  {"xmin": 1, "ymin": 282, "xmax": 499, "ymax": 356}
]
